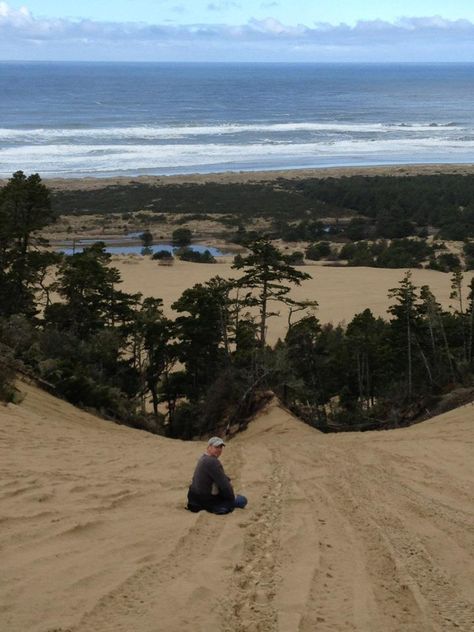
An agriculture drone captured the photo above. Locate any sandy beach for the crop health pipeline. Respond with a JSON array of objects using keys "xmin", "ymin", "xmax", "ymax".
[
  {"xmin": 9, "ymin": 162, "xmax": 474, "ymax": 192},
  {"xmin": 1, "ymin": 381, "xmax": 473, "ymax": 632}
]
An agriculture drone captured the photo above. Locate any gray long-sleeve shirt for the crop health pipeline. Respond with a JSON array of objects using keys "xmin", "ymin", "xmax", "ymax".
[{"xmin": 189, "ymin": 453, "xmax": 235, "ymax": 504}]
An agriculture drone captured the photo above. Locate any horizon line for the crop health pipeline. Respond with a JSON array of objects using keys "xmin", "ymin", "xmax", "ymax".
[{"xmin": 1, "ymin": 59, "xmax": 474, "ymax": 64}]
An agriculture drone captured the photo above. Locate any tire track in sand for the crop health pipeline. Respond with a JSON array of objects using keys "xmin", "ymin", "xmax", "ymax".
[
  {"xmin": 70, "ymin": 514, "xmax": 225, "ymax": 632},
  {"xmin": 283, "ymin": 444, "xmax": 445, "ymax": 632},
  {"xmin": 357, "ymin": 461, "xmax": 474, "ymax": 632},
  {"xmin": 70, "ymin": 445, "xmax": 248, "ymax": 632},
  {"xmin": 320, "ymin": 453, "xmax": 474, "ymax": 632},
  {"xmin": 295, "ymin": 477, "xmax": 383, "ymax": 632},
  {"xmin": 222, "ymin": 447, "xmax": 283, "ymax": 632}
]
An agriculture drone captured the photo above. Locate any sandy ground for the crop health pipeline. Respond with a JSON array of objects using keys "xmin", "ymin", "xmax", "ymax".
[
  {"xmin": 6, "ymin": 162, "xmax": 474, "ymax": 191},
  {"xmin": 111, "ymin": 257, "xmax": 471, "ymax": 342},
  {"xmin": 1, "ymin": 381, "xmax": 473, "ymax": 632},
  {"xmin": 3, "ymin": 164, "xmax": 473, "ymax": 630}
]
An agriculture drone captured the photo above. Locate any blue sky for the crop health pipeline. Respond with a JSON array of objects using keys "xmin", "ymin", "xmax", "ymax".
[
  {"xmin": 1, "ymin": 1, "xmax": 474, "ymax": 61},
  {"xmin": 7, "ymin": 1, "xmax": 474, "ymax": 25}
]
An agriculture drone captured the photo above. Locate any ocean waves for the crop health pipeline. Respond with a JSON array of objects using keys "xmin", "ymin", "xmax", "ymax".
[
  {"xmin": 1, "ymin": 62, "xmax": 474, "ymax": 177},
  {"xmin": 1, "ymin": 135, "xmax": 474, "ymax": 177},
  {"xmin": 0, "ymin": 120, "xmax": 464, "ymax": 143}
]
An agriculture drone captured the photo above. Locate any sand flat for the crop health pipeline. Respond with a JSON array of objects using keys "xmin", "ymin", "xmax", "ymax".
[
  {"xmin": 1, "ymin": 382, "xmax": 473, "ymax": 631},
  {"xmin": 113, "ymin": 257, "xmax": 469, "ymax": 342}
]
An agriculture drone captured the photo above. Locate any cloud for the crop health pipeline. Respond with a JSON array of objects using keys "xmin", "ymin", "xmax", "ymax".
[
  {"xmin": 1, "ymin": 3, "xmax": 473, "ymax": 61},
  {"xmin": 207, "ymin": 1, "xmax": 240, "ymax": 11},
  {"xmin": 0, "ymin": 1, "xmax": 31, "ymax": 22}
]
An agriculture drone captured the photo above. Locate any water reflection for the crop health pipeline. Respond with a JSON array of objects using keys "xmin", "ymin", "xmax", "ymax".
[{"xmin": 59, "ymin": 240, "xmax": 225, "ymax": 257}]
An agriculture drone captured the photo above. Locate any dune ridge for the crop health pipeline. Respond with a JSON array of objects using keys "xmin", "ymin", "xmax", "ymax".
[{"xmin": 1, "ymin": 382, "xmax": 473, "ymax": 631}]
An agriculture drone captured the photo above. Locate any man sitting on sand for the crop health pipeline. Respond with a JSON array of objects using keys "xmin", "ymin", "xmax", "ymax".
[{"xmin": 186, "ymin": 437, "xmax": 248, "ymax": 515}]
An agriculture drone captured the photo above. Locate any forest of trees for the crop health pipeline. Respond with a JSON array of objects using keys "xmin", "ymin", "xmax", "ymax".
[
  {"xmin": 53, "ymin": 173, "xmax": 474, "ymax": 242},
  {"xmin": 2, "ymin": 171, "xmax": 474, "ymax": 437}
]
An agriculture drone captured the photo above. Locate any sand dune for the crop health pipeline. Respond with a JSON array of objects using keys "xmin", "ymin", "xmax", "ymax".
[
  {"xmin": 113, "ymin": 258, "xmax": 470, "ymax": 342},
  {"xmin": 1, "ymin": 382, "xmax": 473, "ymax": 631}
]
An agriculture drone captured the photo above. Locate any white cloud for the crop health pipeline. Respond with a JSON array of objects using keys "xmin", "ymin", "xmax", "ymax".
[
  {"xmin": 207, "ymin": 1, "xmax": 241, "ymax": 11},
  {"xmin": 247, "ymin": 17, "xmax": 305, "ymax": 35},
  {"xmin": 0, "ymin": 1, "xmax": 31, "ymax": 21},
  {"xmin": 0, "ymin": 2, "xmax": 473, "ymax": 61}
]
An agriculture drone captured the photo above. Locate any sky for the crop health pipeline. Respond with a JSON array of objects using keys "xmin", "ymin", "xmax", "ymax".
[{"xmin": 1, "ymin": 1, "xmax": 474, "ymax": 62}]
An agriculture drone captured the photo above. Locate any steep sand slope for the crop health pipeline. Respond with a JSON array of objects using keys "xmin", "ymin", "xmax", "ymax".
[{"xmin": 1, "ymin": 383, "xmax": 473, "ymax": 632}]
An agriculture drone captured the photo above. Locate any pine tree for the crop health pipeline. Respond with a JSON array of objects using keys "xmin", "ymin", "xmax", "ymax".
[
  {"xmin": 131, "ymin": 297, "xmax": 175, "ymax": 419},
  {"xmin": 467, "ymin": 277, "xmax": 474, "ymax": 366},
  {"xmin": 0, "ymin": 171, "xmax": 57, "ymax": 317},
  {"xmin": 345, "ymin": 308, "xmax": 390, "ymax": 409},
  {"xmin": 388, "ymin": 271, "xmax": 420, "ymax": 399},
  {"xmin": 232, "ymin": 238, "xmax": 315, "ymax": 352},
  {"xmin": 450, "ymin": 269, "xmax": 468, "ymax": 363},
  {"xmin": 419, "ymin": 285, "xmax": 456, "ymax": 383},
  {"xmin": 172, "ymin": 276, "xmax": 234, "ymax": 401}
]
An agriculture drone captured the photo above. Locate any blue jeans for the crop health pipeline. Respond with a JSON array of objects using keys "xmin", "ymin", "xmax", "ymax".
[
  {"xmin": 212, "ymin": 494, "xmax": 248, "ymax": 515},
  {"xmin": 234, "ymin": 494, "xmax": 248, "ymax": 509}
]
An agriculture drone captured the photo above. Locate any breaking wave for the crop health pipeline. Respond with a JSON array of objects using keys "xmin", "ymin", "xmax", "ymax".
[
  {"xmin": 0, "ymin": 121, "xmax": 466, "ymax": 143},
  {"xmin": 1, "ymin": 136, "xmax": 473, "ymax": 177}
]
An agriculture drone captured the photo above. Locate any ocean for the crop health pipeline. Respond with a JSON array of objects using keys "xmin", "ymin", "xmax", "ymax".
[{"xmin": 0, "ymin": 62, "xmax": 473, "ymax": 178}]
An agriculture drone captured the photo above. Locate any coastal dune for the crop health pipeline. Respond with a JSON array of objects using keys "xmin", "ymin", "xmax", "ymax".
[
  {"xmin": 114, "ymin": 258, "xmax": 469, "ymax": 342},
  {"xmin": 1, "ymin": 382, "xmax": 473, "ymax": 631}
]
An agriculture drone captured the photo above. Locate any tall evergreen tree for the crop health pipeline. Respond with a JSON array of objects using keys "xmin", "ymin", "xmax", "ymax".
[
  {"xmin": 130, "ymin": 297, "xmax": 175, "ymax": 419},
  {"xmin": 45, "ymin": 243, "xmax": 138, "ymax": 338},
  {"xmin": 466, "ymin": 277, "xmax": 474, "ymax": 366},
  {"xmin": 419, "ymin": 285, "xmax": 456, "ymax": 383},
  {"xmin": 345, "ymin": 309, "xmax": 390, "ymax": 409},
  {"xmin": 0, "ymin": 171, "xmax": 57, "ymax": 317},
  {"xmin": 172, "ymin": 276, "xmax": 234, "ymax": 401},
  {"xmin": 388, "ymin": 272, "xmax": 420, "ymax": 399},
  {"xmin": 450, "ymin": 269, "xmax": 468, "ymax": 363},
  {"xmin": 232, "ymin": 237, "xmax": 315, "ymax": 352}
]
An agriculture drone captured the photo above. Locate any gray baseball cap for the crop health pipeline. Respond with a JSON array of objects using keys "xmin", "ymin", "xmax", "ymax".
[{"xmin": 208, "ymin": 436, "xmax": 226, "ymax": 447}]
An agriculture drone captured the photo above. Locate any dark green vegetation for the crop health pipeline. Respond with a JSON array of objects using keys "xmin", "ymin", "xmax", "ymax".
[
  {"xmin": 2, "ymin": 172, "xmax": 474, "ymax": 436},
  {"xmin": 171, "ymin": 227, "xmax": 192, "ymax": 248},
  {"xmin": 52, "ymin": 173, "xmax": 474, "ymax": 271},
  {"xmin": 53, "ymin": 173, "xmax": 474, "ymax": 240},
  {"xmin": 177, "ymin": 248, "xmax": 216, "ymax": 263},
  {"xmin": 301, "ymin": 238, "xmax": 466, "ymax": 271},
  {"xmin": 152, "ymin": 250, "xmax": 174, "ymax": 262}
]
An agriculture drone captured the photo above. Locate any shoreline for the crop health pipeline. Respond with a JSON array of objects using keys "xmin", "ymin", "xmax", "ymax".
[{"xmin": 4, "ymin": 162, "xmax": 473, "ymax": 191}]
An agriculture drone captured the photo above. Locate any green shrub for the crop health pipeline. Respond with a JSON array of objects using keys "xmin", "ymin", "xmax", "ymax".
[
  {"xmin": 428, "ymin": 253, "xmax": 462, "ymax": 272},
  {"xmin": 305, "ymin": 241, "xmax": 332, "ymax": 261},
  {"xmin": 0, "ymin": 344, "xmax": 16, "ymax": 403},
  {"xmin": 152, "ymin": 250, "xmax": 174, "ymax": 261},
  {"xmin": 463, "ymin": 240, "xmax": 474, "ymax": 270},
  {"xmin": 177, "ymin": 249, "xmax": 216, "ymax": 263},
  {"xmin": 286, "ymin": 251, "xmax": 305, "ymax": 265},
  {"xmin": 172, "ymin": 227, "xmax": 192, "ymax": 248},
  {"xmin": 170, "ymin": 401, "xmax": 203, "ymax": 439}
]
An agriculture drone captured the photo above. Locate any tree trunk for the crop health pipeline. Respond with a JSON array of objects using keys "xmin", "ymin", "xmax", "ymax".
[{"xmin": 407, "ymin": 311, "xmax": 412, "ymax": 399}]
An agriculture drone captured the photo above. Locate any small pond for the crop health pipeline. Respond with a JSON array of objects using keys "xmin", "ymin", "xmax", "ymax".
[{"xmin": 58, "ymin": 241, "xmax": 226, "ymax": 257}]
